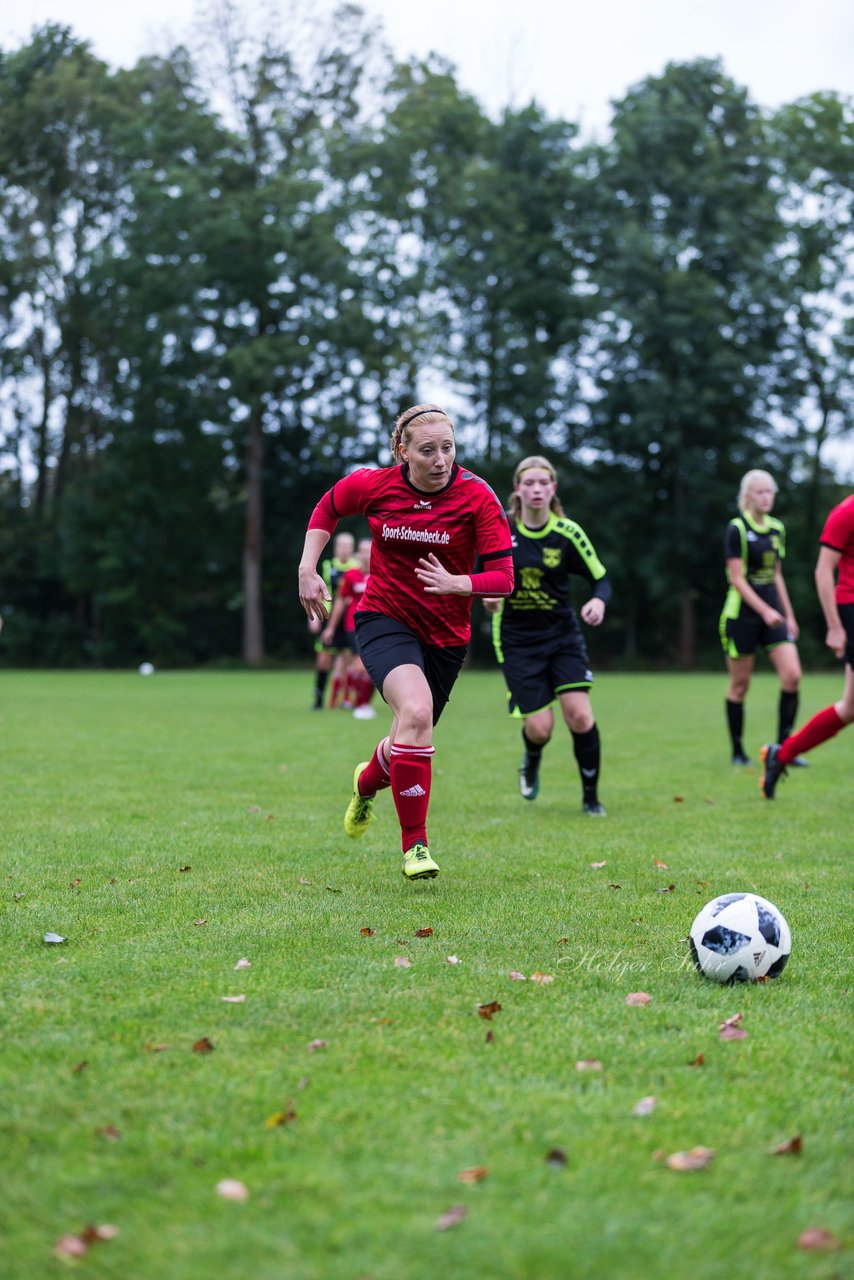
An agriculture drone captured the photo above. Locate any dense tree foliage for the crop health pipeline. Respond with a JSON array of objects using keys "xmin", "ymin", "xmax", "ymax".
[{"xmin": 0, "ymin": 17, "xmax": 851, "ymax": 668}]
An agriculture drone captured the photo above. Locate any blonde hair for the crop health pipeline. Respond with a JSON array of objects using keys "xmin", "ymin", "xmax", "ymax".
[
  {"xmin": 390, "ymin": 404, "xmax": 454, "ymax": 463},
  {"xmin": 738, "ymin": 469, "xmax": 777, "ymax": 514},
  {"xmin": 508, "ymin": 455, "xmax": 566, "ymax": 522}
]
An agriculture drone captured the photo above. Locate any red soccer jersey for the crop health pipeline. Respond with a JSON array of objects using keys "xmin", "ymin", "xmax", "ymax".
[
  {"xmin": 820, "ymin": 493, "xmax": 854, "ymax": 604},
  {"xmin": 309, "ymin": 463, "xmax": 513, "ymax": 646},
  {"xmin": 338, "ymin": 567, "xmax": 368, "ymax": 630}
]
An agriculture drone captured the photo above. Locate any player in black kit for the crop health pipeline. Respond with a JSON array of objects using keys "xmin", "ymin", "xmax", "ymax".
[{"xmin": 484, "ymin": 456, "xmax": 611, "ymax": 815}]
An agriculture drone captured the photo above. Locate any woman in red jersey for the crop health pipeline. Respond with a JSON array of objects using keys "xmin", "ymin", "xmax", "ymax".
[
  {"xmin": 298, "ymin": 404, "xmax": 514, "ymax": 881},
  {"xmin": 761, "ymin": 492, "xmax": 854, "ymax": 797}
]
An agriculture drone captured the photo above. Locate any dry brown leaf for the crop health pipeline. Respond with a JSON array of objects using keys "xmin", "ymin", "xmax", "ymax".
[
  {"xmin": 625, "ymin": 992, "xmax": 652, "ymax": 1006},
  {"xmin": 307, "ymin": 1039, "xmax": 327, "ymax": 1052},
  {"xmin": 393, "ymin": 956, "xmax": 412, "ymax": 968},
  {"xmin": 557, "ymin": 936, "xmax": 569, "ymax": 945},
  {"xmin": 607, "ymin": 883, "xmax": 622, "ymax": 890},
  {"xmin": 457, "ymin": 1166, "xmax": 489, "ymax": 1183},
  {"xmin": 359, "ymin": 927, "xmax": 376, "ymax": 936},
  {"xmin": 55, "ymin": 1235, "xmax": 88, "ymax": 1258},
  {"xmin": 575, "ymin": 1059, "xmax": 603, "ymax": 1072},
  {"xmin": 222, "ymin": 994, "xmax": 246, "ymax": 1003},
  {"xmin": 192, "ymin": 1036, "xmax": 214, "ymax": 1054},
  {"xmin": 719, "ymin": 1011, "xmax": 743, "ymax": 1030},
  {"xmin": 80, "ymin": 1225, "xmax": 119, "ymax": 1244},
  {"xmin": 436, "ymin": 1205, "xmax": 468, "ymax": 1232},
  {"xmin": 234, "ymin": 958, "xmax": 251, "ymax": 970},
  {"xmin": 193, "ymin": 919, "xmax": 208, "ymax": 927},
  {"xmin": 508, "ymin": 970, "xmax": 527, "ymax": 981},
  {"xmin": 446, "ymin": 955, "xmax": 461, "ymax": 965},
  {"xmin": 477, "ymin": 1001, "xmax": 502, "ymax": 1020},
  {"xmin": 485, "ymin": 1029, "xmax": 494, "ymax": 1043},
  {"xmin": 143, "ymin": 1041, "xmax": 170, "ymax": 1054},
  {"xmin": 797, "ymin": 1227, "xmax": 840, "ymax": 1252},
  {"xmin": 72, "ymin": 1060, "xmax": 89, "ymax": 1075},
  {"xmin": 414, "ymin": 927, "xmax": 433, "ymax": 938},
  {"xmin": 216, "ymin": 1179, "xmax": 249, "ymax": 1201},
  {"xmin": 769, "ymin": 1135, "xmax": 802, "ymax": 1156},
  {"xmin": 666, "ymin": 1146, "xmax": 715, "ymax": 1171},
  {"xmin": 95, "ymin": 1125, "xmax": 121, "ymax": 1141},
  {"xmin": 530, "ymin": 972, "xmax": 554, "ymax": 985},
  {"xmin": 545, "ymin": 1147, "xmax": 567, "ymax": 1167},
  {"xmin": 178, "ymin": 865, "xmax": 192, "ymax": 872},
  {"xmin": 688, "ymin": 1052, "xmax": 705, "ymax": 1068},
  {"xmin": 696, "ymin": 879, "xmax": 709, "ymax": 888},
  {"xmin": 653, "ymin": 859, "xmax": 669, "ymax": 869},
  {"xmin": 673, "ymin": 796, "xmax": 684, "ymax": 803},
  {"xmin": 298, "ymin": 876, "xmax": 312, "ymax": 885},
  {"xmin": 632, "ymin": 1096, "xmax": 657, "ymax": 1116},
  {"xmin": 325, "ymin": 885, "xmax": 342, "ymax": 893},
  {"xmin": 654, "ymin": 884, "xmax": 676, "ymax": 894},
  {"xmin": 70, "ymin": 878, "xmax": 81, "ymax": 888},
  {"xmin": 719, "ymin": 1025, "xmax": 748, "ymax": 1041},
  {"xmin": 264, "ymin": 1105, "xmax": 296, "ymax": 1128},
  {"xmin": 589, "ymin": 860, "xmax": 608, "ymax": 869}
]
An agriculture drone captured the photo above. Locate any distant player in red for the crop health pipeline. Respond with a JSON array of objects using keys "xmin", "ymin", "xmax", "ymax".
[
  {"xmin": 322, "ymin": 537, "xmax": 376, "ymax": 715},
  {"xmin": 298, "ymin": 404, "xmax": 514, "ymax": 881},
  {"xmin": 761, "ymin": 492, "xmax": 854, "ymax": 796}
]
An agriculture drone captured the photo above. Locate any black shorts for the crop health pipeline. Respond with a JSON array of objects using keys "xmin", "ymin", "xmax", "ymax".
[
  {"xmin": 321, "ymin": 621, "xmax": 352, "ymax": 653},
  {"xmin": 840, "ymin": 602, "xmax": 854, "ymax": 668},
  {"xmin": 500, "ymin": 630, "xmax": 593, "ymax": 718},
  {"xmin": 354, "ymin": 611, "xmax": 467, "ymax": 725},
  {"xmin": 720, "ymin": 594, "xmax": 791, "ymax": 658}
]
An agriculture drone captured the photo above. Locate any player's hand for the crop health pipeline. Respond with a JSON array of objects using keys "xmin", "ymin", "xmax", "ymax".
[
  {"xmin": 763, "ymin": 606, "xmax": 785, "ymax": 628},
  {"xmin": 580, "ymin": 598, "xmax": 605, "ymax": 627},
  {"xmin": 308, "ymin": 617, "xmax": 322, "ymax": 636},
  {"xmin": 415, "ymin": 553, "xmax": 467, "ymax": 595},
  {"xmin": 298, "ymin": 567, "xmax": 331, "ymax": 622},
  {"xmin": 786, "ymin": 616, "xmax": 800, "ymax": 641},
  {"xmin": 826, "ymin": 624, "xmax": 846, "ymax": 658},
  {"xmin": 481, "ymin": 597, "xmax": 502, "ymax": 614},
  {"xmin": 321, "ymin": 626, "xmax": 334, "ymax": 644}
]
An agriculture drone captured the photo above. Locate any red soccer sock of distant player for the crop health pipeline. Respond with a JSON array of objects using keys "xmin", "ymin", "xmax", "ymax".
[
  {"xmin": 389, "ymin": 742, "xmax": 434, "ymax": 851},
  {"xmin": 357, "ymin": 737, "xmax": 391, "ymax": 796},
  {"xmin": 778, "ymin": 705, "xmax": 844, "ymax": 765},
  {"xmin": 328, "ymin": 674, "xmax": 344, "ymax": 708},
  {"xmin": 354, "ymin": 672, "xmax": 374, "ymax": 707}
]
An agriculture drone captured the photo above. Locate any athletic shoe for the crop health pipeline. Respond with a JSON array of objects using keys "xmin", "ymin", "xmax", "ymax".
[
  {"xmin": 352, "ymin": 704, "xmax": 377, "ymax": 720},
  {"xmin": 402, "ymin": 843, "xmax": 439, "ymax": 880},
  {"xmin": 759, "ymin": 743, "xmax": 786, "ymax": 799},
  {"xmin": 731, "ymin": 751, "xmax": 751, "ymax": 766},
  {"xmin": 343, "ymin": 762, "xmax": 374, "ymax": 838},
  {"xmin": 583, "ymin": 801, "xmax": 607, "ymax": 817},
  {"xmin": 518, "ymin": 753, "xmax": 540, "ymax": 801},
  {"xmin": 789, "ymin": 755, "xmax": 809, "ymax": 768}
]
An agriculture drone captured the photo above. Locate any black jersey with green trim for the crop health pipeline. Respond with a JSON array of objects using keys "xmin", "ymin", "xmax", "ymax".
[
  {"xmin": 321, "ymin": 556, "xmax": 358, "ymax": 601},
  {"xmin": 724, "ymin": 514, "xmax": 785, "ymax": 589},
  {"xmin": 496, "ymin": 514, "xmax": 608, "ymax": 645}
]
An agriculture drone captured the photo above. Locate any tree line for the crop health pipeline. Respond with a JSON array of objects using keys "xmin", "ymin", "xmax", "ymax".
[{"xmin": 0, "ymin": 5, "xmax": 851, "ymax": 670}]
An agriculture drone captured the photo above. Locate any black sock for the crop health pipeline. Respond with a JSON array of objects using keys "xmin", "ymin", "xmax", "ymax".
[
  {"xmin": 572, "ymin": 724, "xmax": 600, "ymax": 802},
  {"xmin": 778, "ymin": 690, "xmax": 799, "ymax": 743},
  {"xmin": 315, "ymin": 668, "xmax": 330, "ymax": 701},
  {"xmin": 522, "ymin": 728, "xmax": 544, "ymax": 763},
  {"xmin": 726, "ymin": 699, "xmax": 744, "ymax": 755}
]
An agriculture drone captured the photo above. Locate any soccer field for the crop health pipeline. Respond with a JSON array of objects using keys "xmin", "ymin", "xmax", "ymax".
[{"xmin": 1, "ymin": 669, "xmax": 851, "ymax": 1279}]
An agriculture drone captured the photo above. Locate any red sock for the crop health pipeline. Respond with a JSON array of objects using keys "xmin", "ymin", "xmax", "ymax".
[
  {"xmin": 329, "ymin": 675, "xmax": 343, "ymax": 708},
  {"xmin": 778, "ymin": 705, "xmax": 844, "ymax": 765},
  {"xmin": 390, "ymin": 742, "xmax": 434, "ymax": 852},
  {"xmin": 355, "ymin": 673, "xmax": 374, "ymax": 707},
  {"xmin": 357, "ymin": 738, "xmax": 391, "ymax": 796}
]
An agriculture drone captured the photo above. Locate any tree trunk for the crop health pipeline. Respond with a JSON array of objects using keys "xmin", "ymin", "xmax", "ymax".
[{"xmin": 242, "ymin": 407, "xmax": 265, "ymax": 664}]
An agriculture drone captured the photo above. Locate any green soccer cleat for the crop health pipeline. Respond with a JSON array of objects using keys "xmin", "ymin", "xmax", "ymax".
[
  {"xmin": 402, "ymin": 843, "xmax": 439, "ymax": 880},
  {"xmin": 343, "ymin": 762, "xmax": 374, "ymax": 838}
]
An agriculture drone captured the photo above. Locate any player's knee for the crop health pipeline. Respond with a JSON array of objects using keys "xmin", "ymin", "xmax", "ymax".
[{"xmin": 401, "ymin": 700, "xmax": 433, "ymax": 737}]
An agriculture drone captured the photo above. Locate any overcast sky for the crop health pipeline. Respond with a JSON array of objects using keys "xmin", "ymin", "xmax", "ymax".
[{"xmin": 3, "ymin": 0, "xmax": 853, "ymax": 136}]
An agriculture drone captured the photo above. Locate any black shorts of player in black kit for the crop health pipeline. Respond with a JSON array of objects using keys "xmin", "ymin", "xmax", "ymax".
[
  {"xmin": 720, "ymin": 592, "xmax": 791, "ymax": 658},
  {"xmin": 354, "ymin": 611, "xmax": 467, "ymax": 724},
  {"xmin": 500, "ymin": 629, "xmax": 593, "ymax": 717},
  {"xmin": 840, "ymin": 602, "xmax": 854, "ymax": 667}
]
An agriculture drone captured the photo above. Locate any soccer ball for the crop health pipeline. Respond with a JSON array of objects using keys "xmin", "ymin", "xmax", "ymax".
[
  {"xmin": 138, "ymin": 662, "xmax": 155, "ymax": 676},
  {"xmin": 689, "ymin": 893, "xmax": 791, "ymax": 983}
]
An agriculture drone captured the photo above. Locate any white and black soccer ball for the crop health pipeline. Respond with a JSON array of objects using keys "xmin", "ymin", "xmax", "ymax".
[
  {"xmin": 137, "ymin": 661, "xmax": 155, "ymax": 676},
  {"xmin": 689, "ymin": 893, "xmax": 791, "ymax": 984}
]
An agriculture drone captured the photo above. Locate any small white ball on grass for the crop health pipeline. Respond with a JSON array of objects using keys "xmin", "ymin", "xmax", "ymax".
[{"xmin": 138, "ymin": 662, "xmax": 155, "ymax": 676}]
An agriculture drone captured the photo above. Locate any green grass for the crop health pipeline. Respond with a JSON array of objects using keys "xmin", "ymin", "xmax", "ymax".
[{"xmin": 1, "ymin": 669, "xmax": 851, "ymax": 1280}]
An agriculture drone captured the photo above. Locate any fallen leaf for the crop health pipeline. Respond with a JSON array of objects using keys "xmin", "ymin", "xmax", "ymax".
[
  {"xmin": 545, "ymin": 1147, "xmax": 567, "ymax": 1168},
  {"xmin": 72, "ymin": 1061, "xmax": 89, "ymax": 1075},
  {"xmin": 485, "ymin": 1030, "xmax": 494, "ymax": 1043},
  {"xmin": 144, "ymin": 1041, "xmax": 170, "ymax": 1053},
  {"xmin": 508, "ymin": 970, "xmax": 527, "ymax": 981},
  {"xmin": 719, "ymin": 1012, "xmax": 743, "ymax": 1030},
  {"xmin": 477, "ymin": 1001, "xmax": 502, "ymax": 1020},
  {"xmin": 265, "ymin": 814, "xmax": 275, "ymax": 821},
  {"xmin": 70, "ymin": 878, "xmax": 81, "ymax": 888},
  {"xmin": 769, "ymin": 1135, "xmax": 802, "ymax": 1156},
  {"xmin": 325, "ymin": 885, "xmax": 342, "ymax": 894},
  {"xmin": 575, "ymin": 1059, "xmax": 603, "ymax": 1072},
  {"xmin": 625, "ymin": 992, "xmax": 652, "ymax": 1006},
  {"xmin": 414, "ymin": 927, "xmax": 433, "ymax": 938},
  {"xmin": 43, "ymin": 932, "xmax": 66, "ymax": 944},
  {"xmin": 307, "ymin": 1039, "xmax": 327, "ymax": 1052},
  {"xmin": 530, "ymin": 972, "xmax": 554, "ymax": 985},
  {"xmin": 393, "ymin": 956, "xmax": 411, "ymax": 968},
  {"xmin": 797, "ymin": 1228, "xmax": 840, "ymax": 1252},
  {"xmin": 109, "ymin": 877, "xmax": 118, "ymax": 884},
  {"xmin": 607, "ymin": 883, "xmax": 622, "ymax": 890},
  {"xmin": 654, "ymin": 884, "xmax": 676, "ymax": 894},
  {"xmin": 557, "ymin": 936, "xmax": 569, "ymax": 945},
  {"xmin": 589, "ymin": 860, "xmax": 607, "ymax": 869},
  {"xmin": 436, "ymin": 1205, "xmax": 467, "ymax": 1232},
  {"xmin": 298, "ymin": 876, "xmax": 312, "ymax": 885},
  {"xmin": 264, "ymin": 1104, "xmax": 296, "ymax": 1128},
  {"xmin": 234, "ymin": 958, "xmax": 251, "ymax": 970},
  {"xmin": 688, "ymin": 1052, "xmax": 705, "ymax": 1067},
  {"xmin": 247, "ymin": 805, "xmax": 262, "ymax": 813},
  {"xmin": 80, "ymin": 1224, "xmax": 119, "ymax": 1244},
  {"xmin": 95, "ymin": 1125, "xmax": 121, "ymax": 1141},
  {"xmin": 632, "ymin": 1096, "xmax": 657, "ymax": 1116},
  {"xmin": 178, "ymin": 865, "xmax": 192, "ymax": 872},
  {"xmin": 216, "ymin": 1179, "xmax": 249, "ymax": 1201},
  {"xmin": 457, "ymin": 1166, "xmax": 489, "ymax": 1183},
  {"xmin": 13, "ymin": 892, "xmax": 25, "ymax": 900},
  {"xmin": 55, "ymin": 1235, "xmax": 88, "ymax": 1258},
  {"xmin": 673, "ymin": 796, "xmax": 684, "ymax": 803},
  {"xmin": 653, "ymin": 859, "xmax": 669, "ymax": 869},
  {"xmin": 446, "ymin": 955, "xmax": 461, "ymax": 965},
  {"xmin": 192, "ymin": 1037, "xmax": 214, "ymax": 1054},
  {"xmin": 666, "ymin": 1146, "xmax": 715, "ymax": 1171},
  {"xmin": 193, "ymin": 919, "xmax": 208, "ymax": 927},
  {"xmin": 221, "ymin": 994, "xmax": 246, "ymax": 1003},
  {"xmin": 696, "ymin": 879, "xmax": 709, "ymax": 888},
  {"xmin": 359, "ymin": 927, "xmax": 376, "ymax": 936},
  {"xmin": 719, "ymin": 1025, "xmax": 748, "ymax": 1041}
]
